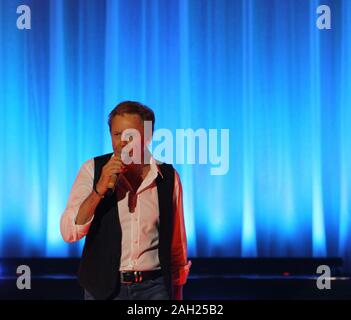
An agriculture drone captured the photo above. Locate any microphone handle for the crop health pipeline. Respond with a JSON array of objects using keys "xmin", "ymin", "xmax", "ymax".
[
  {"xmin": 107, "ymin": 173, "xmax": 118, "ymax": 189},
  {"xmin": 105, "ymin": 174, "xmax": 118, "ymax": 197}
]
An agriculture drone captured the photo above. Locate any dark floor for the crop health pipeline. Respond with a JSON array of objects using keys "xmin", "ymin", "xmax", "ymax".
[{"xmin": 1, "ymin": 258, "xmax": 350, "ymax": 300}]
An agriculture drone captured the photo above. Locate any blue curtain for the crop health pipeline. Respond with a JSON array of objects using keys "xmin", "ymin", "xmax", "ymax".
[{"xmin": 0, "ymin": 0, "xmax": 350, "ymax": 269}]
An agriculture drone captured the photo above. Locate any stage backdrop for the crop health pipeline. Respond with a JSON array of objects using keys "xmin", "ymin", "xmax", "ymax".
[{"xmin": 0, "ymin": 0, "xmax": 350, "ymax": 269}]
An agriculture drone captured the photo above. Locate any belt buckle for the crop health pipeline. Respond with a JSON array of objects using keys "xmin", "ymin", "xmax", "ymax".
[
  {"xmin": 134, "ymin": 271, "xmax": 143, "ymax": 283},
  {"xmin": 121, "ymin": 271, "xmax": 143, "ymax": 284}
]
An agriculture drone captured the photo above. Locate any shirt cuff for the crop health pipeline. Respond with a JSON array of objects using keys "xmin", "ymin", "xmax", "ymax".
[
  {"xmin": 171, "ymin": 260, "xmax": 192, "ymax": 286},
  {"xmin": 74, "ymin": 215, "xmax": 94, "ymax": 236}
]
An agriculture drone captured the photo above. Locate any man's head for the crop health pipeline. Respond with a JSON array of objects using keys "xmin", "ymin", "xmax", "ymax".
[{"xmin": 108, "ymin": 101, "xmax": 155, "ymax": 163}]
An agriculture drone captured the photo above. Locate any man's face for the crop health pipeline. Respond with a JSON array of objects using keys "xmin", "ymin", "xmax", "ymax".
[{"xmin": 110, "ymin": 113, "xmax": 147, "ymax": 163}]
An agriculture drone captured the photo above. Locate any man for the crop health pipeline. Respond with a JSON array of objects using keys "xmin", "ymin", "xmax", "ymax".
[{"xmin": 60, "ymin": 101, "xmax": 191, "ymax": 300}]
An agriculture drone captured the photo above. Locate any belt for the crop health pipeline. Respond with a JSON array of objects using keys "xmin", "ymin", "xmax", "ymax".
[{"xmin": 120, "ymin": 269, "xmax": 162, "ymax": 284}]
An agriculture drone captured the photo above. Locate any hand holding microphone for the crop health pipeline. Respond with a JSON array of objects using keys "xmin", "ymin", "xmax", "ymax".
[{"xmin": 95, "ymin": 154, "xmax": 127, "ymax": 197}]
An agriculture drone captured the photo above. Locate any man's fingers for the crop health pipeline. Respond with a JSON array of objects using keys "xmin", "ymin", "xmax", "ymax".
[
  {"xmin": 104, "ymin": 160, "xmax": 125, "ymax": 171},
  {"xmin": 106, "ymin": 163, "xmax": 126, "ymax": 172},
  {"xmin": 110, "ymin": 154, "xmax": 122, "ymax": 162},
  {"xmin": 105, "ymin": 165, "xmax": 126, "ymax": 176},
  {"xmin": 107, "ymin": 158, "xmax": 125, "ymax": 167}
]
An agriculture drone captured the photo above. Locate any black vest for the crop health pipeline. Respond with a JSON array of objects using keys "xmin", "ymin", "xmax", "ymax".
[{"xmin": 78, "ymin": 153, "xmax": 175, "ymax": 300}]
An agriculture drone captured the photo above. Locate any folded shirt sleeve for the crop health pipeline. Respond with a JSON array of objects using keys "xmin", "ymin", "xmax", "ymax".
[
  {"xmin": 171, "ymin": 169, "xmax": 192, "ymax": 286},
  {"xmin": 60, "ymin": 158, "xmax": 95, "ymax": 243}
]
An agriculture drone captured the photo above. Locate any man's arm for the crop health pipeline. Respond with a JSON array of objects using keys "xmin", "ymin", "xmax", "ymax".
[
  {"xmin": 60, "ymin": 159, "xmax": 96, "ymax": 242},
  {"xmin": 171, "ymin": 170, "xmax": 192, "ymax": 300},
  {"xmin": 74, "ymin": 190, "xmax": 103, "ymax": 225},
  {"xmin": 60, "ymin": 155, "xmax": 127, "ymax": 242}
]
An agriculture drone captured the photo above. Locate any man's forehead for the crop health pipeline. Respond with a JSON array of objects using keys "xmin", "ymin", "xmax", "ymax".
[{"xmin": 111, "ymin": 113, "xmax": 144, "ymax": 128}]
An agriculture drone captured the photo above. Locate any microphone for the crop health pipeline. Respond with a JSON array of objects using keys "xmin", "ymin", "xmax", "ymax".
[
  {"xmin": 105, "ymin": 150, "xmax": 128, "ymax": 196},
  {"xmin": 104, "ymin": 173, "xmax": 119, "ymax": 197},
  {"xmin": 107, "ymin": 173, "xmax": 118, "ymax": 190}
]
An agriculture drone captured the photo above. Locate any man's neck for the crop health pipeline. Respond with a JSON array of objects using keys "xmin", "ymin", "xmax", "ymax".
[
  {"xmin": 128, "ymin": 163, "xmax": 150, "ymax": 178},
  {"xmin": 122, "ymin": 163, "xmax": 150, "ymax": 193}
]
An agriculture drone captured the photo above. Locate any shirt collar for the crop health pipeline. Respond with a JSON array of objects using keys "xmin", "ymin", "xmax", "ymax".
[{"xmin": 150, "ymin": 155, "xmax": 164, "ymax": 179}]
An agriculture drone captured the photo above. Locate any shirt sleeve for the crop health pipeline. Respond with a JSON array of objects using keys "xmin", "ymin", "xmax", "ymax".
[
  {"xmin": 171, "ymin": 169, "xmax": 192, "ymax": 286},
  {"xmin": 60, "ymin": 158, "xmax": 95, "ymax": 243}
]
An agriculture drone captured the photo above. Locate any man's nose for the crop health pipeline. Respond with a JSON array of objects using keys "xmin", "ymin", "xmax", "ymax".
[{"xmin": 120, "ymin": 140, "xmax": 129, "ymax": 149}]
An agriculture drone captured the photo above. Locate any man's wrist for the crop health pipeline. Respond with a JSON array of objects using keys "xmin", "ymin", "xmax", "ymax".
[{"xmin": 93, "ymin": 184, "xmax": 105, "ymax": 198}]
